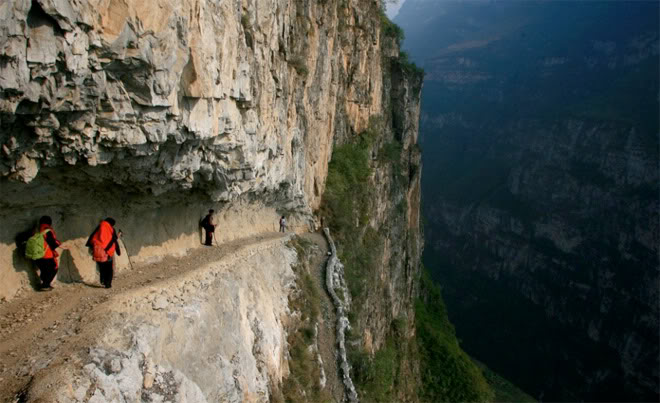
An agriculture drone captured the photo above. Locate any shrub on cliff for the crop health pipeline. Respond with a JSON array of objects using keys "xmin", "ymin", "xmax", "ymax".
[
  {"xmin": 396, "ymin": 51, "xmax": 425, "ymax": 78},
  {"xmin": 381, "ymin": 14, "xmax": 404, "ymax": 44},
  {"xmin": 323, "ymin": 137, "xmax": 371, "ymax": 233},
  {"xmin": 349, "ymin": 337, "xmax": 399, "ymax": 402},
  {"xmin": 320, "ymin": 121, "xmax": 382, "ymax": 302},
  {"xmin": 416, "ymin": 270, "xmax": 494, "ymax": 402}
]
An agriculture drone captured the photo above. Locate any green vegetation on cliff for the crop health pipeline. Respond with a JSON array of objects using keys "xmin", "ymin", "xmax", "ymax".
[
  {"xmin": 316, "ymin": 6, "xmax": 530, "ymax": 402},
  {"xmin": 476, "ymin": 361, "xmax": 536, "ymax": 403},
  {"xmin": 321, "ymin": 122, "xmax": 378, "ymax": 303},
  {"xmin": 321, "ymin": 119, "xmax": 524, "ymax": 402},
  {"xmin": 416, "ymin": 269, "xmax": 535, "ymax": 402},
  {"xmin": 277, "ymin": 237, "xmax": 332, "ymax": 403},
  {"xmin": 416, "ymin": 270, "xmax": 494, "ymax": 402},
  {"xmin": 321, "ymin": 118, "xmax": 411, "ymax": 401},
  {"xmin": 348, "ymin": 335, "xmax": 400, "ymax": 401}
]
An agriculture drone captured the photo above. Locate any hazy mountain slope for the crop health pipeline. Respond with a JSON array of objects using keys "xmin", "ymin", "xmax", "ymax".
[{"xmin": 396, "ymin": 1, "xmax": 659, "ymax": 401}]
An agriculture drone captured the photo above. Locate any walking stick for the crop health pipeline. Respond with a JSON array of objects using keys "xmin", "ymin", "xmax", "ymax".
[
  {"xmin": 200, "ymin": 209, "xmax": 204, "ymax": 245},
  {"xmin": 118, "ymin": 233, "xmax": 136, "ymax": 271}
]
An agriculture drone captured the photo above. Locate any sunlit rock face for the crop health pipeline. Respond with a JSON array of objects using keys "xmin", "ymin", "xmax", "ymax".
[
  {"xmin": 395, "ymin": 0, "xmax": 659, "ymax": 401},
  {"xmin": 0, "ymin": 0, "xmax": 393, "ymax": 299},
  {"xmin": 1, "ymin": 0, "xmax": 388, "ymax": 205}
]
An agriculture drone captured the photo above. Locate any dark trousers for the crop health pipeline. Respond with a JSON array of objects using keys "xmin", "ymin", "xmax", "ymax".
[
  {"xmin": 99, "ymin": 259, "xmax": 114, "ymax": 288},
  {"xmin": 35, "ymin": 258, "xmax": 57, "ymax": 288},
  {"xmin": 204, "ymin": 229, "xmax": 214, "ymax": 245}
]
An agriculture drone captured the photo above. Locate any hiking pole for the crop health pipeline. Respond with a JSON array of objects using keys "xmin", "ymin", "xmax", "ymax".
[{"xmin": 199, "ymin": 209, "xmax": 204, "ymax": 245}]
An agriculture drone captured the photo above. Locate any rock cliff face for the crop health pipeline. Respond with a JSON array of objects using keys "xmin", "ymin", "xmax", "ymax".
[
  {"xmin": 396, "ymin": 1, "xmax": 658, "ymax": 401},
  {"xmin": 0, "ymin": 0, "xmax": 424, "ymax": 401},
  {"xmin": 0, "ymin": 0, "xmax": 411, "ymax": 298},
  {"xmin": 345, "ymin": 59, "xmax": 423, "ymax": 400},
  {"xmin": 0, "ymin": 0, "xmax": 381, "ymax": 202}
]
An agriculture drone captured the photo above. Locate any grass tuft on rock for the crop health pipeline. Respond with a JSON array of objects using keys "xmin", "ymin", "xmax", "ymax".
[
  {"xmin": 416, "ymin": 269, "xmax": 495, "ymax": 402},
  {"xmin": 277, "ymin": 237, "xmax": 330, "ymax": 403}
]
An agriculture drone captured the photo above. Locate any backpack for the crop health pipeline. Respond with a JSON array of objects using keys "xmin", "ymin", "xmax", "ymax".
[
  {"xmin": 25, "ymin": 229, "xmax": 50, "ymax": 260},
  {"xmin": 200, "ymin": 215, "xmax": 214, "ymax": 230},
  {"xmin": 85, "ymin": 225, "xmax": 100, "ymax": 248},
  {"xmin": 87, "ymin": 225, "xmax": 115, "ymax": 262},
  {"xmin": 92, "ymin": 242, "xmax": 109, "ymax": 263}
]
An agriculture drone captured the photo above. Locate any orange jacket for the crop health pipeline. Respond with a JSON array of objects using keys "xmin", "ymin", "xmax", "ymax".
[
  {"xmin": 91, "ymin": 221, "xmax": 117, "ymax": 257},
  {"xmin": 38, "ymin": 223, "xmax": 60, "ymax": 260}
]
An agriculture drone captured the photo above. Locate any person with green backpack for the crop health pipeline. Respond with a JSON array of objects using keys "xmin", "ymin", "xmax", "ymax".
[{"xmin": 25, "ymin": 216, "xmax": 62, "ymax": 291}]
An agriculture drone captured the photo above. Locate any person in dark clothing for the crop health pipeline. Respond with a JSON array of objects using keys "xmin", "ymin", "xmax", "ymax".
[
  {"xmin": 34, "ymin": 216, "xmax": 62, "ymax": 291},
  {"xmin": 279, "ymin": 216, "xmax": 287, "ymax": 233},
  {"xmin": 201, "ymin": 209, "xmax": 216, "ymax": 246},
  {"xmin": 87, "ymin": 218, "xmax": 121, "ymax": 288}
]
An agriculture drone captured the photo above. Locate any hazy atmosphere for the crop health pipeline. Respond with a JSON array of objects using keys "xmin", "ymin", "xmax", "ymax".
[
  {"xmin": 386, "ymin": 0, "xmax": 408, "ymax": 18},
  {"xmin": 395, "ymin": 0, "xmax": 659, "ymax": 401}
]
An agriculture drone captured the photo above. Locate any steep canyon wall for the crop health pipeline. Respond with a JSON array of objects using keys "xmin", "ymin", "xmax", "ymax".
[
  {"xmin": 395, "ymin": 1, "xmax": 659, "ymax": 400},
  {"xmin": 0, "ymin": 0, "xmax": 424, "ymax": 401},
  {"xmin": 1, "ymin": 0, "xmax": 401, "ymax": 299}
]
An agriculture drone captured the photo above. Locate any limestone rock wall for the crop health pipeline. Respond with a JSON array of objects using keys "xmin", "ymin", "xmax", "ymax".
[
  {"xmin": 0, "ymin": 0, "xmax": 391, "ymax": 300},
  {"xmin": 324, "ymin": 48, "xmax": 423, "ymax": 400},
  {"xmin": 1, "ymin": 0, "xmax": 384, "ymax": 203},
  {"xmin": 357, "ymin": 58, "xmax": 423, "ymax": 355}
]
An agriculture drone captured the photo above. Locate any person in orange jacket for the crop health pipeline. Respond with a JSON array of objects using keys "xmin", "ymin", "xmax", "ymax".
[
  {"xmin": 34, "ymin": 215, "xmax": 62, "ymax": 291},
  {"xmin": 87, "ymin": 217, "xmax": 121, "ymax": 288}
]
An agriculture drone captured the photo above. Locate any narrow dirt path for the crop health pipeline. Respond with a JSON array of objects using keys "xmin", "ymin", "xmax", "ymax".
[
  {"xmin": 299, "ymin": 233, "xmax": 343, "ymax": 403},
  {"xmin": 0, "ymin": 232, "xmax": 286, "ymax": 402}
]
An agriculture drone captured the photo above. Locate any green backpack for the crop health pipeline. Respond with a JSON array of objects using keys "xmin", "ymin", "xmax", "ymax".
[{"xmin": 25, "ymin": 229, "xmax": 50, "ymax": 260}]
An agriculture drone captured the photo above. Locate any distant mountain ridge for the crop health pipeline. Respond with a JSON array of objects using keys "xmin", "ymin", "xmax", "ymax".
[{"xmin": 396, "ymin": 0, "xmax": 659, "ymax": 401}]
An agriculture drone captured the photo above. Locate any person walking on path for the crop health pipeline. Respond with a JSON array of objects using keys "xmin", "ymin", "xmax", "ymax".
[
  {"xmin": 279, "ymin": 216, "xmax": 287, "ymax": 233},
  {"xmin": 29, "ymin": 216, "xmax": 62, "ymax": 291},
  {"xmin": 87, "ymin": 218, "xmax": 121, "ymax": 288},
  {"xmin": 201, "ymin": 209, "xmax": 216, "ymax": 246}
]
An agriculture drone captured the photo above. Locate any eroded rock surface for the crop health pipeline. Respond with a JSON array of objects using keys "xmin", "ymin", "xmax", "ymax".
[
  {"xmin": 0, "ymin": 0, "xmax": 402, "ymax": 300},
  {"xmin": 22, "ymin": 235, "xmax": 297, "ymax": 403},
  {"xmin": 1, "ymin": 0, "xmax": 386, "ymax": 205}
]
